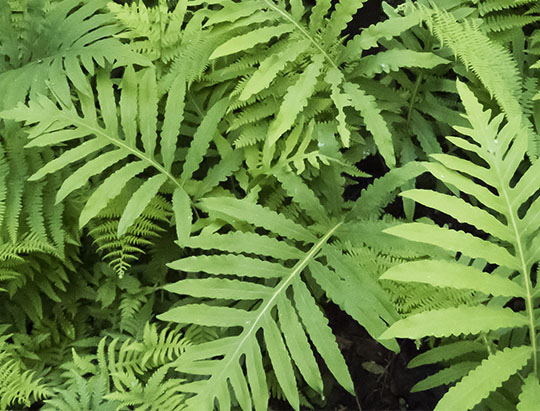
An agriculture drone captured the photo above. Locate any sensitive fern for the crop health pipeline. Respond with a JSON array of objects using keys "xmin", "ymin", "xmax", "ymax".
[{"xmin": 380, "ymin": 80, "xmax": 540, "ymax": 409}]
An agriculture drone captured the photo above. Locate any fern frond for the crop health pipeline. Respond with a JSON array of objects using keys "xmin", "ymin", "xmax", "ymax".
[
  {"xmin": 2, "ymin": 67, "xmax": 232, "ymax": 244},
  {"xmin": 0, "ymin": 0, "xmax": 147, "ymax": 110},
  {"xmin": 157, "ymin": 194, "xmax": 399, "ymax": 410},
  {"xmin": 380, "ymin": 80, "xmax": 540, "ymax": 409}
]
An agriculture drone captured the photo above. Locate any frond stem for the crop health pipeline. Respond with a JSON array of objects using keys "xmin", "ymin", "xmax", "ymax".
[{"xmin": 69, "ymin": 116, "xmax": 183, "ymax": 191}]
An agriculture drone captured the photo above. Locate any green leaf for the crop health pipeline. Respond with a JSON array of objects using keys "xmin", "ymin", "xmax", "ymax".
[
  {"xmin": 380, "ymin": 306, "xmax": 528, "ymax": 340},
  {"xmin": 210, "ymin": 24, "xmax": 295, "ymax": 59},
  {"xmin": 180, "ymin": 98, "xmax": 229, "ymax": 183},
  {"xmin": 517, "ymin": 375, "xmax": 540, "ymax": 411},
  {"xmin": 245, "ymin": 340, "xmax": 268, "ymax": 411},
  {"xmin": 434, "ymin": 346, "xmax": 531, "ymax": 411},
  {"xmin": 357, "ymin": 50, "xmax": 449, "ymax": 77},
  {"xmin": 56, "ymin": 150, "xmax": 127, "ymax": 203},
  {"xmin": 79, "ymin": 161, "xmax": 149, "ymax": 228},
  {"xmin": 412, "ymin": 362, "xmax": 478, "ymax": 393},
  {"xmin": 117, "ymin": 174, "xmax": 168, "ymax": 236},
  {"xmin": 239, "ymin": 39, "xmax": 310, "ymax": 101},
  {"xmin": 164, "ymin": 278, "xmax": 272, "ymax": 300},
  {"xmin": 172, "ymin": 187, "xmax": 191, "ymax": 244},
  {"xmin": 138, "ymin": 68, "xmax": 158, "ymax": 156},
  {"xmin": 119, "ymin": 65, "xmax": 138, "ymax": 147},
  {"xmin": 161, "ymin": 75, "xmax": 186, "ymax": 172},
  {"xmin": 343, "ymin": 81, "xmax": 395, "ymax": 168},
  {"xmin": 401, "ymin": 189, "xmax": 513, "ymax": 242},
  {"xmin": 198, "ymin": 197, "xmax": 316, "ymax": 243},
  {"xmin": 29, "ymin": 139, "xmax": 108, "ymax": 181},
  {"xmin": 262, "ymin": 315, "xmax": 299, "ymax": 411},
  {"xmin": 293, "ymin": 279, "xmax": 354, "ymax": 394},
  {"xmin": 158, "ymin": 305, "xmax": 252, "ymax": 327},
  {"xmin": 277, "ymin": 295, "xmax": 323, "ymax": 394},
  {"xmin": 263, "ymin": 54, "xmax": 324, "ymax": 165},
  {"xmin": 184, "ymin": 232, "xmax": 303, "ymax": 260},
  {"xmin": 384, "ymin": 223, "xmax": 519, "ymax": 270},
  {"xmin": 168, "ymin": 255, "xmax": 289, "ymax": 278},
  {"xmin": 380, "ymin": 260, "xmax": 525, "ymax": 298},
  {"xmin": 341, "ymin": 12, "xmax": 422, "ymax": 58},
  {"xmin": 408, "ymin": 341, "xmax": 486, "ymax": 368}
]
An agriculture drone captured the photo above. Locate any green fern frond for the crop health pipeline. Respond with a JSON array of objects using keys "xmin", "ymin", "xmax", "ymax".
[
  {"xmin": 157, "ymin": 193, "xmax": 400, "ymax": 410},
  {"xmin": 0, "ymin": 0, "xmax": 147, "ymax": 110},
  {"xmin": 0, "ymin": 335, "xmax": 52, "ymax": 409},
  {"xmin": 89, "ymin": 190, "xmax": 170, "ymax": 277},
  {"xmin": 379, "ymin": 80, "xmax": 540, "ymax": 409},
  {"xmin": 2, "ymin": 66, "xmax": 234, "ymax": 245},
  {"xmin": 421, "ymin": 5, "xmax": 522, "ymax": 117}
]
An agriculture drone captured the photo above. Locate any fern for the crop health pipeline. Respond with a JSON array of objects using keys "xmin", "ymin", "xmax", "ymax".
[
  {"xmin": 0, "ymin": 333, "xmax": 51, "ymax": 409},
  {"xmin": 157, "ymin": 193, "xmax": 400, "ymax": 410},
  {"xmin": 379, "ymin": 80, "xmax": 540, "ymax": 409},
  {"xmin": 2, "ymin": 66, "xmax": 237, "ymax": 246},
  {"xmin": 0, "ymin": 0, "xmax": 147, "ymax": 110}
]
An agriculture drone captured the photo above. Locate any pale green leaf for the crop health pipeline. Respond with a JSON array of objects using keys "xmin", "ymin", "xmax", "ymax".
[
  {"xmin": 229, "ymin": 363, "xmax": 251, "ymax": 411},
  {"xmin": 412, "ymin": 362, "xmax": 478, "ymax": 393},
  {"xmin": 423, "ymin": 162, "xmax": 505, "ymax": 213},
  {"xmin": 343, "ymin": 81, "xmax": 395, "ymax": 168},
  {"xmin": 29, "ymin": 139, "xmax": 108, "ymax": 181},
  {"xmin": 401, "ymin": 189, "xmax": 512, "ymax": 242},
  {"xmin": 96, "ymin": 70, "xmax": 118, "ymax": 135},
  {"xmin": 138, "ymin": 68, "xmax": 158, "ymax": 156},
  {"xmin": 384, "ymin": 223, "xmax": 519, "ymax": 270},
  {"xmin": 245, "ymin": 340, "xmax": 268, "ymax": 411},
  {"xmin": 264, "ymin": 54, "xmax": 324, "ymax": 164},
  {"xmin": 79, "ymin": 161, "xmax": 149, "ymax": 228},
  {"xmin": 381, "ymin": 260, "xmax": 525, "ymax": 297},
  {"xmin": 119, "ymin": 65, "xmax": 138, "ymax": 147},
  {"xmin": 117, "ymin": 174, "xmax": 167, "ymax": 236},
  {"xmin": 180, "ymin": 98, "xmax": 229, "ymax": 183},
  {"xmin": 517, "ymin": 375, "xmax": 540, "ymax": 411},
  {"xmin": 172, "ymin": 187, "xmax": 191, "ymax": 244},
  {"xmin": 25, "ymin": 128, "xmax": 91, "ymax": 148},
  {"xmin": 184, "ymin": 232, "xmax": 303, "ymax": 260},
  {"xmin": 293, "ymin": 279, "xmax": 354, "ymax": 393},
  {"xmin": 435, "ymin": 346, "xmax": 531, "ymax": 411},
  {"xmin": 56, "ymin": 150, "xmax": 127, "ymax": 203},
  {"xmin": 168, "ymin": 255, "xmax": 289, "ymax": 278},
  {"xmin": 239, "ymin": 39, "xmax": 310, "ymax": 101},
  {"xmin": 277, "ymin": 295, "xmax": 323, "ymax": 394},
  {"xmin": 161, "ymin": 75, "xmax": 186, "ymax": 172},
  {"xmin": 408, "ymin": 341, "xmax": 486, "ymax": 368},
  {"xmin": 158, "ymin": 304, "xmax": 252, "ymax": 327},
  {"xmin": 210, "ymin": 24, "xmax": 295, "ymax": 59},
  {"xmin": 198, "ymin": 197, "xmax": 316, "ymax": 243},
  {"xmin": 341, "ymin": 12, "xmax": 422, "ymax": 58},
  {"xmin": 357, "ymin": 50, "xmax": 449, "ymax": 77},
  {"xmin": 380, "ymin": 306, "xmax": 528, "ymax": 340},
  {"xmin": 164, "ymin": 278, "xmax": 271, "ymax": 300},
  {"xmin": 262, "ymin": 315, "xmax": 299, "ymax": 411}
]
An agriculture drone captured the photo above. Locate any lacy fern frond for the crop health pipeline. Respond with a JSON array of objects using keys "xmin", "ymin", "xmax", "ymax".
[
  {"xmin": 89, "ymin": 190, "xmax": 171, "ymax": 277},
  {"xmin": 421, "ymin": 5, "xmax": 522, "ymax": 117},
  {"xmin": 108, "ymin": 0, "xmax": 187, "ymax": 68},
  {"xmin": 0, "ymin": 335, "xmax": 52, "ymax": 409}
]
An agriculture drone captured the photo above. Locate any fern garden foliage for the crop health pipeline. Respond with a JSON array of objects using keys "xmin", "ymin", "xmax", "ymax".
[{"xmin": 1, "ymin": 0, "xmax": 540, "ymax": 409}]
